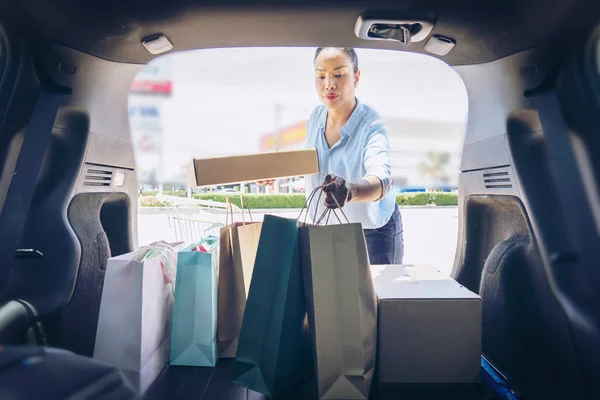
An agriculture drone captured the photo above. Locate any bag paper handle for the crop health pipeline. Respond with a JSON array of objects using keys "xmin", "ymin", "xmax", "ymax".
[
  {"xmin": 298, "ymin": 185, "xmax": 350, "ymax": 225},
  {"xmin": 298, "ymin": 185, "xmax": 323, "ymax": 224},
  {"xmin": 323, "ymin": 194, "xmax": 350, "ymax": 225},
  {"xmin": 225, "ymin": 198, "xmax": 234, "ymax": 225},
  {"xmin": 316, "ymin": 207, "xmax": 348, "ymax": 225},
  {"xmin": 239, "ymin": 194, "xmax": 254, "ymax": 224}
]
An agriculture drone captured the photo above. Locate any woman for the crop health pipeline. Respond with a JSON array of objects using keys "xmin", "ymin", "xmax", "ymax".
[
  {"xmin": 261, "ymin": 47, "xmax": 403, "ymax": 264},
  {"xmin": 308, "ymin": 46, "xmax": 403, "ymax": 265}
]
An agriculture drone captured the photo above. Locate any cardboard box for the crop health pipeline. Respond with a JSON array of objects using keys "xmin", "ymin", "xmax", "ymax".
[
  {"xmin": 371, "ymin": 264, "xmax": 481, "ymax": 385},
  {"xmin": 185, "ymin": 149, "xmax": 320, "ymax": 188}
]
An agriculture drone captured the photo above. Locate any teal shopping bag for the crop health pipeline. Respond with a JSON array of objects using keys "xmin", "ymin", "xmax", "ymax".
[
  {"xmin": 170, "ymin": 242, "xmax": 218, "ymax": 367},
  {"xmin": 232, "ymin": 214, "xmax": 314, "ymax": 396}
]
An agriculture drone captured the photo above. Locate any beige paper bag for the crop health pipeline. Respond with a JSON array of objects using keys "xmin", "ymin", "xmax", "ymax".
[
  {"xmin": 218, "ymin": 197, "xmax": 262, "ymax": 358},
  {"xmin": 232, "ymin": 222, "xmax": 262, "ymax": 296}
]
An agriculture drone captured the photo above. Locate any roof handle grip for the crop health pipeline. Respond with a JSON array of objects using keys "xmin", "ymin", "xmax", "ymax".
[{"xmin": 354, "ymin": 15, "xmax": 435, "ymax": 44}]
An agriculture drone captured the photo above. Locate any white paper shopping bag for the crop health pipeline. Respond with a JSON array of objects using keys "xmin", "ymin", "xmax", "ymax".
[{"xmin": 93, "ymin": 241, "xmax": 184, "ymax": 394}]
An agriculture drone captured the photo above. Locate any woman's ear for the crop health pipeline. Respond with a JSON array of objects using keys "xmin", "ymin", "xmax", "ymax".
[{"xmin": 354, "ymin": 70, "xmax": 361, "ymax": 88}]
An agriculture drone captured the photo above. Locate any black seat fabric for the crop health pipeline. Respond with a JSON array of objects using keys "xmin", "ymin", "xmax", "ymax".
[
  {"xmin": 479, "ymin": 235, "xmax": 539, "ymax": 387},
  {"xmin": 0, "ymin": 345, "xmax": 138, "ymax": 399},
  {"xmin": 479, "ymin": 230, "xmax": 581, "ymax": 399},
  {"xmin": 502, "ymin": 109, "xmax": 585, "ymax": 400}
]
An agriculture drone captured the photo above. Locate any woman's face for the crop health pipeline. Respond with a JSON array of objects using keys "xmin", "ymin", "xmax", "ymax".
[{"xmin": 314, "ymin": 49, "xmax": 360, "ymax": 111}]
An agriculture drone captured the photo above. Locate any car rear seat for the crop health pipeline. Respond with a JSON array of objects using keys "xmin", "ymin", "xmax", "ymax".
[
  {"xmin": 478, "ymin": 108, "xmax": 584, "ymax": 400},
  {"xmin": 0, "ymin": 345, "xmax": 138, "ymax": 399}
]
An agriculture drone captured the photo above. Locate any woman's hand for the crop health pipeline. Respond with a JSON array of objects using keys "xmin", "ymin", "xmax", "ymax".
[
  {"xmin": 322, "ymin": 174, "xmax": 352, "ymax": 209},
  {"xmin": 322, "ymin": 174, "xmax": 385, "ymax": 208}
]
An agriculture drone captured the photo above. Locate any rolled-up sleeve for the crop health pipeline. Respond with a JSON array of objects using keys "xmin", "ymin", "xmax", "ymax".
[{"xmin": 362, "ymin": 121, "xmax": 392, "ymax": 197}]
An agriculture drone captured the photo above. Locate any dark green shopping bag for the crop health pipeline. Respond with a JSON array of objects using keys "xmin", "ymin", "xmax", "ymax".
[{"xmin": 232, "ymin": 214, "xmax": 314, "ymax": 397}]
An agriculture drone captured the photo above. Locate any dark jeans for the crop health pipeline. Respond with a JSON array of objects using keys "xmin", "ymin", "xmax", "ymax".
[{"xmin": 364, "ymin": 204, "xmax": 404, "ymax": 265}]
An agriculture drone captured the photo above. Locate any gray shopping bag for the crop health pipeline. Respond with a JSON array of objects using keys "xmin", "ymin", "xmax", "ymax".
[{"xmin": 299, "ymin": 211, "xmax": 378, "ymax": 400}]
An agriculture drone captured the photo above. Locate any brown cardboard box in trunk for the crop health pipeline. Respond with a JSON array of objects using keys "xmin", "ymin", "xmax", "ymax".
[
  {"xmin": 371, "ymin": 264, "xmax": 481, "ymax": 386},
  {"xmin": 185, "ymin": 149, "xmax": 319, "ymax": 188}
]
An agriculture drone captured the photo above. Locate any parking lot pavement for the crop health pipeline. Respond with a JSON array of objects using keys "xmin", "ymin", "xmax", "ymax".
[{"xmin": 137, "ymin": 207, "xmax": 459, "ymax": 276}]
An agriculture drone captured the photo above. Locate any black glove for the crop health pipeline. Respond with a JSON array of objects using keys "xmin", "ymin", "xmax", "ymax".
[{"xmin": 322, "ymin": 174, "xmax": 350, "ymax": 209}]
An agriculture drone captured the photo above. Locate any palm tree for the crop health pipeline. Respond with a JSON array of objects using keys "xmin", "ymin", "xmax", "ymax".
[{"xmin": 419, "ymin": 151, "xmax": 451, "ymax": 184}]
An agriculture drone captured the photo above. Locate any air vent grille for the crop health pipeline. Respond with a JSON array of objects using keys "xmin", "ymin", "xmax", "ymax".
[
  {"xmin": 84, "ymin": 168, "xmax": 113, "ymax": 187},
  {"xmin": 483, "ymin": 170, "xmax": 512, "ymax": 189}
]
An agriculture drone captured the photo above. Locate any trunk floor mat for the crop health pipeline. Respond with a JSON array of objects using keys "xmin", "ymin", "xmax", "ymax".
[{"xmin": 143, "ymin": 359, "xmax": 502, "ymax": 400}]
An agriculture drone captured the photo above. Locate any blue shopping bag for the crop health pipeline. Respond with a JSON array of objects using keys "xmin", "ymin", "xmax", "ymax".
[
  {"xmin": 170, "ymin": 235, "xmax": 219, "ymax": 367},
  {"xmin": 232, "ymin": 214, "xmax": 314, "ymax": 396}
]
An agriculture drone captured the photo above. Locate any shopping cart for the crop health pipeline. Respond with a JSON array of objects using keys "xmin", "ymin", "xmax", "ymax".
[{"xmin": 160, "ymin": 195, "xmax": 240, "ymax": 243}]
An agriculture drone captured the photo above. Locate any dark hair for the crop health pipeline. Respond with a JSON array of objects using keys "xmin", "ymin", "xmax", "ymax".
[{"xmin": 314, "ymin": 47, "xmax": 359, "ymax": 73}]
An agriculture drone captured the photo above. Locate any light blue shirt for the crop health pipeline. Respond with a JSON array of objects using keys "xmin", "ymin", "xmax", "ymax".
[{"xmin": 304, "ymin": 99, "xmax": 396, "ymax": 229}]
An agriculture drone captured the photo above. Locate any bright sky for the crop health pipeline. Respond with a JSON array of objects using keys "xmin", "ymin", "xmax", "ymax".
[{"xmin": 130, "ymin": 47, "xmax": 468, "ymax": 180}]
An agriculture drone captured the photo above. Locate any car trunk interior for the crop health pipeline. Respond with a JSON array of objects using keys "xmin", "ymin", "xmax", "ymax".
[{"xmin": 0, "ymin": 0, "xmax": 599, "ymax": 399}]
